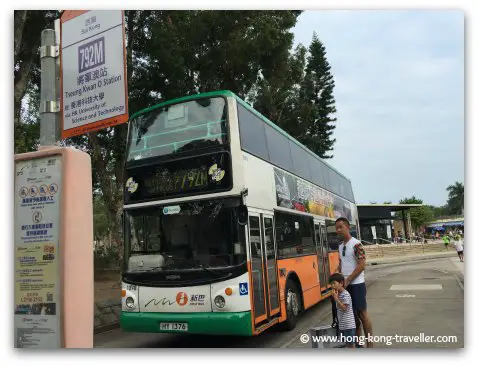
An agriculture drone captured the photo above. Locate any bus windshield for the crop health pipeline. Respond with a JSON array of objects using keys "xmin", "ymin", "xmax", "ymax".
[
  {"xmin": 125, "ymin": 199, "xmax": 246, "ymax": 272},
  {"xmin": 126, "ymin": 97, "xmax": 228, "ymax": 162}
]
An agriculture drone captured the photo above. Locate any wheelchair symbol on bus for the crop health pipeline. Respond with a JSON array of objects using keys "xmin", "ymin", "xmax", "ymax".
[{"xmin": 239, "ymin": 282, "xmax": 248, "ymax": 296}]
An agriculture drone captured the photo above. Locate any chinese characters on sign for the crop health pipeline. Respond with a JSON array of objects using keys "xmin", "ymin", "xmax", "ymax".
[
  {"xmin": 14, "ymin": 157, "xmax": 62, "ymax": 348},
  {"xmin": 61, "ymin": 10, "xmax": 128, "ymax": 138}
]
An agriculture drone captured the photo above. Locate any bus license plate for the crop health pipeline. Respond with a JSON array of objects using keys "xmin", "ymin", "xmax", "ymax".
[{"xmin": 160, "ymin": 322, "xmax": 188, "ymax": 331}]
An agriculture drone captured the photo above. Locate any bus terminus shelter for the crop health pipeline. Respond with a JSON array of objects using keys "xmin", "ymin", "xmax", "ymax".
[{"xmin": 357, "ymin": 204, "xmax": 422, "ymax": 244}]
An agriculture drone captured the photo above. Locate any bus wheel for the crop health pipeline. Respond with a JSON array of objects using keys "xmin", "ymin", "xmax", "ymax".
[{"xmin": 283, "ymin": 280, "xmax": 301, "ymax": 330}]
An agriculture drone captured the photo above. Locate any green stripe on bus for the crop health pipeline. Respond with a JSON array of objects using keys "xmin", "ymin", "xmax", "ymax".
[
  {"xmin": 130, "ymin": 90, "xmax": 236, "ymax": 120},
  {"xmin": 120, "ymin": 311, "xmax": 253, "ymax": 336}
]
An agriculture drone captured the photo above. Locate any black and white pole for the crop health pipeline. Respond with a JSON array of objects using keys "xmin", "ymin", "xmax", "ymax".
[{"xmin": 39, "ymin": 20, "xmax": 60, "ymax": 146}]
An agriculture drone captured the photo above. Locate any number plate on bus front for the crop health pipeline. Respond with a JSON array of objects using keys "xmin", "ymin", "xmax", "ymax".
[{"xmin": 159, "ymin": 322, "xmax": 188, "ymax": 331}]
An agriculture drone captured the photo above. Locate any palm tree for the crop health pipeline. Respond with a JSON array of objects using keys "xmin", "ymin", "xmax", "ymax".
[{"xmin": 446, "ymin": 182, "xmax": 464, "ymax": 215}]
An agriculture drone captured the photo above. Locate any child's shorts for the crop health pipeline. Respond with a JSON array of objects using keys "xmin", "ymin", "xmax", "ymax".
[{"xmin": 340, "ymin": 328, "xmax": 357, "ymax": 345}]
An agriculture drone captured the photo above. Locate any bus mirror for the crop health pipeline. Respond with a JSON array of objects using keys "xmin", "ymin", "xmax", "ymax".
[{"xmin": 238, "ymin": 205, "xmax": 248, "ymax": 226}]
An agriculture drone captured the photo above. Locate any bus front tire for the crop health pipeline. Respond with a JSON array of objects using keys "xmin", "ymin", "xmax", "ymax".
[{"xmin": 283, "ymin": 280, "xmax": 301, "ymax": 330}]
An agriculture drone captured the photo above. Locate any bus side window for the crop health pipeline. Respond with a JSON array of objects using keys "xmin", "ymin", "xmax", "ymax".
[{"xmin": 325, "ymin": 219, "xmax": 340, "ymax": 251}]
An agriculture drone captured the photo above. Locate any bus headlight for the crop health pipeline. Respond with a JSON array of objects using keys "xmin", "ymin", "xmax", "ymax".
[
  {"xmin": 214, "ymin": 295, "xmax": 226, "ymax": 309},
  {"xmin": 126, "ymin": 297, "xmax": 135, "ymax": 309}
]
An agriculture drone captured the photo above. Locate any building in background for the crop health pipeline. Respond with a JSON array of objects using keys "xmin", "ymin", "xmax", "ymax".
[
  {"xmin": 357, "ymin": 204, "xmax": 422, "ymax": 244},
  {"xmin": 425, "ymin": 217, "xmax": 464, "ymax": 237}
]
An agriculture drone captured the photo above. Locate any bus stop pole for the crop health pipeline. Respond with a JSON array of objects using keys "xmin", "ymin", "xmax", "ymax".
[{"xmin": 39, "ymin": 21, "xmax": 61, "ymax": 147}]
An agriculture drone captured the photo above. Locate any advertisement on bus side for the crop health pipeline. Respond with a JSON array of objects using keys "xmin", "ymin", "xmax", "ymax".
[{"xmin": 274, "ymin": 168, "xmax": 352, "ymax": 221}]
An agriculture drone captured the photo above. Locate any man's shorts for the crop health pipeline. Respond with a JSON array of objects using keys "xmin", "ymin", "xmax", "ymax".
[{"xmin": 347, "ymin": 282, "xmax": 367, "ymax": 312}]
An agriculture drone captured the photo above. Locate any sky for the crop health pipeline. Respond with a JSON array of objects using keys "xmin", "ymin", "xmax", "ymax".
[{"xmin": 292, "ymin": 10, "xmax": 464, "ymax": 207}]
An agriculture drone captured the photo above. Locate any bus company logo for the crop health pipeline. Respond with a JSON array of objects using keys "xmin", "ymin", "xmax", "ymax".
[
  {"xmin": 126, "ymin": 177, "xmax": 139, "ymax": 193},
  {"xmin": 144, "ymin": 298, "xmax": 175, "ymax": 307},
  {"xmin": 176, "ymin": 292, "xmax": 188, "ymax": 306},
  {"xmin": 208, "ymin": 164, "xmax": 225, "ymax": 182},
  {"xmin": 189, "ymin": 294, "xmax": 206, "ymax": 305}
]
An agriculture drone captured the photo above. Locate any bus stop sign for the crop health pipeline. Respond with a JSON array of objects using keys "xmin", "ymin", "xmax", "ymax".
[{"xmin": 60, "ymin": 10, "xmax": 128, "ymax": 138}]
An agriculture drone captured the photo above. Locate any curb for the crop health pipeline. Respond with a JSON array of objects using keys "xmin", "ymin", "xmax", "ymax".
[
  {"xmin": 94, "ymin": 322, "xmax": 120, "ymax": 334},
  {"xmin": 368, "ymin": 252, "xmax": 455, "ymax": 266}
]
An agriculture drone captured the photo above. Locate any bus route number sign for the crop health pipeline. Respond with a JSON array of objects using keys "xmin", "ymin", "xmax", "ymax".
[{"xmin": 78, "ymin": 36, "xmax": 105, "ymax": 73}]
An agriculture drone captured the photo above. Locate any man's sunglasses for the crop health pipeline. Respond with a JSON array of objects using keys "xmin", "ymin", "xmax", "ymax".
[{"xmin": 342, "ymin": 245, "xmax": 346, "ymax": 257}]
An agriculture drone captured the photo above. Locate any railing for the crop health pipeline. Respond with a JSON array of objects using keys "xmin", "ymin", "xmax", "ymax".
[{"xmin": 391, "ymin": 236, "xmax": 427, "ymax": 244}]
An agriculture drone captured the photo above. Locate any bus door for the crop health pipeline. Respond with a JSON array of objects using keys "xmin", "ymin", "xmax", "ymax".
[
  {"xmin": 314, "ymin": 222, "xmax": 330, "ymax": 291},
  {"xmin": 248, "ymin": 213, "xmax": 280, "ymax": 326},
  {"xmin": 320, "ymin": 223, "xmax": 331, "ymax": 285}
]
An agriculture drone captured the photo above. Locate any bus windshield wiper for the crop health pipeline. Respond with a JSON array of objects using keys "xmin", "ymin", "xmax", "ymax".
[
  {"xmin": 195, "ymin": 264, "xmax": 230, "ymax": 278},
  {"xmin": 146, "ymin": 266, "xmax": 164, "ymax": 272}
]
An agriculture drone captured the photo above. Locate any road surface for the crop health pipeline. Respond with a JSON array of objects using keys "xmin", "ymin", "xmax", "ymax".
[{"xmin": 94, "ymin": 257, "xmax": 464, "ymax": 348}]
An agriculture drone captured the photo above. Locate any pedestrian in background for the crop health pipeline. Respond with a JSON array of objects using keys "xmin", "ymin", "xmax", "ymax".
[
  {"xmin": 454, "ymin": 232, "xmax": 464, "ymax": 262},
  {"xmin": 443, "ymin": 233, "xmax": 450, "ymax": 249}
]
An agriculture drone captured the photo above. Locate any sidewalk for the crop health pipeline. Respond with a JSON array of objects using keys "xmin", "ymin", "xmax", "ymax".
[{"xmin": 367, "ymin": 251, "xmax": 456, "ymax": 266}]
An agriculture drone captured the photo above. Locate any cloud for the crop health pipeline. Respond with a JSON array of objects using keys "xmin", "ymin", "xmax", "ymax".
[
  {"xmin": 293, "ymin": 10, "xmax": 464, "ymax": 206},
  {"xmin": 399, "ymin": 57, "xmax": 458, "ymax": 78}
]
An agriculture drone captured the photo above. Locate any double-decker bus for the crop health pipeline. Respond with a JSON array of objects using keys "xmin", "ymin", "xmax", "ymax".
[{"xmin": 120, "ymin": 90, "xmax": 359, "ymax": 336}]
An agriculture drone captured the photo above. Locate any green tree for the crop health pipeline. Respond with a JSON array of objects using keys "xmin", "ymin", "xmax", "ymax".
[
  {"xmin": 93, "ymin": 195, "xmax": 111, "ymax": 242},
  {"xmin": 430, "ymin": 205, "xmax": 451, "ymax": 219},
  {"xmin": 251, "ymin": 44, "xmax": 307, "ymax": 131},
  {"xmin": 15, "ymin": 11, "xmax": 304, "ymax": 266},
  {"xmin": 446, "ymin": 182, "xmax": 464, "ymax": 215},
  {"xmin": 14, "ymin": 10, "xmax": 59, "ymax": 153},
  {"xmin": 296, "ymin": 33, "xmax": 337, "ymax": 158},
  {"xmin": 252, "ymin": 32, "xmax": 338, "ymax": 159},
  {"xmin": 398, "ymin": 196, "xmax": 434, "ymax": 230}
]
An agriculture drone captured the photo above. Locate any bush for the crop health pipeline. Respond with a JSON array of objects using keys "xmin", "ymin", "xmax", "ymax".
[{"xmin": 94, "ymin": 245, "xmax": 120, "ymax": 270}]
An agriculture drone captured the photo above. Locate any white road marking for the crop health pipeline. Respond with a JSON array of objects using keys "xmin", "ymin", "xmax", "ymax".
[
  {"xmin": 396, "ymin": 294, "xmax": 416, "ymax": 298},
  {"xmin": 390, "ymin": 284, "xmax": 442, "ymax": 291}
]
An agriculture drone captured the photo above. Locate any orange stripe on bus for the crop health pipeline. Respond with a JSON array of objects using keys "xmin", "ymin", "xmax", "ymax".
[
  {"xmin": 247, "ymin": 260, "xmax": 255, "ymax": 333},
  {"xmin": 254, "ymin": 314, "xmax": 267, "ymax": 323}
]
